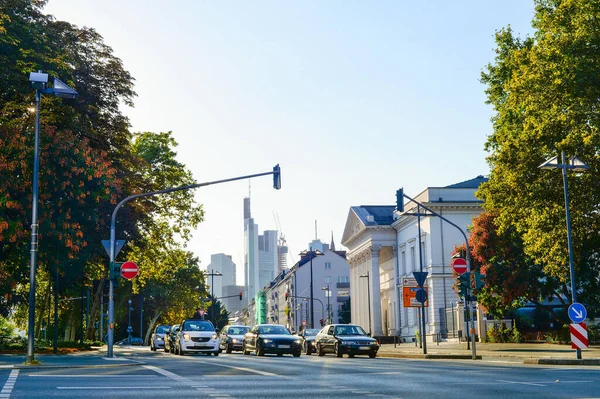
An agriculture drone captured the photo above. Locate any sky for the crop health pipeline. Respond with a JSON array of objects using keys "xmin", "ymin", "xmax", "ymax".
[{"xmin": 44, "ymin": 1, "xmax": 536, "ymax": 285}]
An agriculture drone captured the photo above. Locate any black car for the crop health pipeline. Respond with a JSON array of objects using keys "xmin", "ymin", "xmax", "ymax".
[
  {"xmin": 219, "ymin": 325, "xmax": 250, "ymax": 353},
  {"xmin": 315, "ymin": 324, "xmax": 379, "ymax": 358},
  {"xmin": 164, "ymin": 324, "xmax": 180, "ymax": 353},
  {"xmin": 297, "ymin": 328, "xmax": 320, "ymax": 355},
  {"xmin": 242, "ymin": 324, "xmax": 302, "ymax": 357},
  {"xmin": 150, "ymin": 324, "xmax": 171, "ymax": 351}
]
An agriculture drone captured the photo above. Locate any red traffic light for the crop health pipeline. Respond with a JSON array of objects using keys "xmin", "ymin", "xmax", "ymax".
[
  {"xmin": 284, "ymin": 292, "xmax": 289, "ymax": 300},
  {"xmin": 239, "ymin": 291, "xmax": 243, "ymax": 300}
]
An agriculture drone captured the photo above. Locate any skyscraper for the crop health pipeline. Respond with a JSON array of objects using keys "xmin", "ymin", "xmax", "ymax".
[{"xmin": 206, "ymin": 253, "xmax": 236, "ymax": 299}]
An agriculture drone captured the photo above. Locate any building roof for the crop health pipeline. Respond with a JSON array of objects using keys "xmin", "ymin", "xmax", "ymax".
[
  {"xmin": 353, "ymin": 205, "xmax": 396, "ymax": 226},
  {"xmin": 444, "ymin": 175, "xmax": 488, "ymax": 189}
]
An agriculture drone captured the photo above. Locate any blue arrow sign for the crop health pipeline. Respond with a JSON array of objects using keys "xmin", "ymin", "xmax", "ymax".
[
  {"xmin": 568, "ymin": 303, "xmax": 587, "ymax": 323},
  {"xmin": 415, "ymin": 288, "xmax": 428, "ymax": 303},
  {"xmin": 412, "ymin": 272, "xmax": 428, "ymax": 287}
]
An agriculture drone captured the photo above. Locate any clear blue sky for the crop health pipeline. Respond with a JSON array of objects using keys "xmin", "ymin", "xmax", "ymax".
[{"xmin": 45, "ymin": 1, "xmax": 535, "ymax": 284}]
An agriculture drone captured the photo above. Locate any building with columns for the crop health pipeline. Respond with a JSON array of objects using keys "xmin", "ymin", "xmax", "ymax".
[{"xmin": 341, "ymin": 176, "xmax": 486, "ymax": 340}]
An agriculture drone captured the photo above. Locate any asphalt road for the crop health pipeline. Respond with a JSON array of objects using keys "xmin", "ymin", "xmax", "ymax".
[{"xmin": 3, "ymin": 347, "xmax": 600, "ymax": 398}]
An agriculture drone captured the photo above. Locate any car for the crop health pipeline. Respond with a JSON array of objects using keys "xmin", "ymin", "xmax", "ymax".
[
  {"xmin": 297, "ymin": 328, "xmax": 320, "ymax": 355},
  {"xmin": 174, "ymin": 319, "xmax": 220, "ymax": 356},
  {"xmin": 115, "ymin": 337, "xmax": 143, "ymax": 346},
  {"xmin": 315, "ymin": 324, "xmax": 379, "ymax": 358},
  {"xmin": 242, "ymin": 324, "xmax": 302, "ymax": 357},
  {"xmin": 150, "ymin": 324, "xmax": 171, "ymax": 351},
  {"xmin": 219, "ymin": 325, "xmax": 250, "ymax": 353},
  {"xmin": 164, "ymin": 324, "xmax": 180, "ymax": 353}
]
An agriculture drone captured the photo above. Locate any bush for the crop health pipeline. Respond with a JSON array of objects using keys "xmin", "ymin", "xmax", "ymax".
[
  {"xmin": 588, "ymin": 324, "xmax": 600, "ymax": 343},
  {"xmin": 487, "ymin": 325, "xmax": 524, "ymax": 343},
  {"xmin": 511, "ymin": 325, "xmax": 524, "ymax": 343}
]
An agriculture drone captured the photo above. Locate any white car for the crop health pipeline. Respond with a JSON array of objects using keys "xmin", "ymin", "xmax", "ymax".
[
  {"xmin": 150, "ymin": 324, "xmax": 171, "ymax": 351},
  {"xmin": 175, "ymin": 319, "xmax": 220, "ymax": 356}
]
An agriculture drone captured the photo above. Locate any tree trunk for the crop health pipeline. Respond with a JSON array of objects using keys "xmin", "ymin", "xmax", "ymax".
[
  {"xmin": 145, "ymin": 311, "xmax": 163, "ymax": 345},
  {"xmin": 36, "ymin": 280, "xmax": 51, "ymax": 338},
  {"xmin": 86, "ymin": 280, "xmax": 104, "ymax": 340}
]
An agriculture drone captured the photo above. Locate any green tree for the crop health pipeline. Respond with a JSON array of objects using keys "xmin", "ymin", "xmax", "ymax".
[
  {"xmin": 479, "ymin": 0, "xmax": 600, "ymax": 315},
  {"xmin": 206, "ymin": 296, "xmax": 229, "ymax": 331}
]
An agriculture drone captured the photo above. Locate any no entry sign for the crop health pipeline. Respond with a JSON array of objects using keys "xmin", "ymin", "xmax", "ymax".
[
  {"xmin": 120, "ymin": 261, "xmax": 139, "ymax": 280},
  {"xmin": 452, "ymin": 258, "xmax": 468, "ymax": 275}
]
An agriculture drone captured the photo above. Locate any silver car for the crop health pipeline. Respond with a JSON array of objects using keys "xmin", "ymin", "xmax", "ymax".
[
  {"xmin": 150, "ymin": 324, "xmax": 171, "ymax": 351},
  {"xmin": 219, "ymin": 325, "xmax": 250, "ymax": 353}
]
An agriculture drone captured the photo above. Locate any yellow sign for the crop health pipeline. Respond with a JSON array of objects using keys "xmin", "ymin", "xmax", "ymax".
[{"xmin": 402, "ymin": 286, "xmax": 429, "ymax": 308}]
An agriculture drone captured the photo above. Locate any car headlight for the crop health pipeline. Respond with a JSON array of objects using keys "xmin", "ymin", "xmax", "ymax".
[
  {"xmin": 232, "ymin": 338, "xmax": 238, "ymax": 343},
  {"xmin": 211, "ymin": 333, "xmax": 218, "ymax": 340},
  {"xmin": 183, "ymin": 333, "xmax": 190, "ymax": 341},
  {"xmin": 262, "ymin": 339, "xmax": 273, "ymax": 344},
  {"xmin": 294, "ymin": 339, "xmax": 302, "ymax": 344}
]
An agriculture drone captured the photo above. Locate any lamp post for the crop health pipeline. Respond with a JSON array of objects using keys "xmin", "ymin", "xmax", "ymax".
[
  {"xmin": 207, "ymin": 270, "xmax": 222, "ymax": 325},
  {"xmin": 359, "ymin": 272, "xmax": 372, "ymax": 336},
  {"xmin": 539, "ymin": 151, "xmax": 588, "ymax": 360},
  {"xmin": 26, "ymin": 71, "xmax": 77, "ymax": 363},
  {"xmin": 127, "ymin": 299, "xmax": 133, "ymax": 345},
  {"xmin": 321, "ymin": 285, "xmax": 331, "ymax": 324}
]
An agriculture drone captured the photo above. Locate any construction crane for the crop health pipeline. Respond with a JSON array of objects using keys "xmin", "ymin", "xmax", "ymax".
[{"xmin": 273, "ymin": 212, "xmax": 295, "ymax": 266}]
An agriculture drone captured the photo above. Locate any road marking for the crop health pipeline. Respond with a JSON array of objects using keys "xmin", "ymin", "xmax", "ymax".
[
  {"xmin": 1, "ymin": 369, "xmax": 18, "ymax": 397},
  {"xmin": 57, "ymin": 386, "xmax": 171, "ymax": 390},
  {"xmin": 176, "ymin": 357, "xmax": 279, "ymax": 376},
  {"xmin": 29, "ymin": 375, "xmax": 156, "ymax": 378},
  {"xmin": 143, "ymin": 365, "xmax": 238, "ymax": 398}
]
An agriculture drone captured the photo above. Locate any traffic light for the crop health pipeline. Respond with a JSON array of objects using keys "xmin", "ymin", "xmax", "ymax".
[
  {"xmin": 396, "ymin": 188, "xmax": 404, "ymax": 212},
  {"xmin": 273, "ymin": 164, "xmax": 281, "ymax": 190},
  {"xmin": 284, "ymin": 292, "xmax": 289, "ymax": 300},
  {"xmin": 457, "ymin": 272, "xmax": 470, "ymax": 298},
  {"xmin": 474, "ymin": 272, "xmax": 486, "ymax": 289},
  {"xmin": 239, "ymin": 291, "xmax": 243, "ymax": 300},
  {"xmin": 319, "ymin": 319, "xmax": 324, "ymax": 326}
]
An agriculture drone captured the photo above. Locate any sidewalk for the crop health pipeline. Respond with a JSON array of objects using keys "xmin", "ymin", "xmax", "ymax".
[
  {"xmin": 0, "ymin": 347, "xmax": 142, "ymax": 369},
  {"xmin": 377, "ymin": 340, "xmax": 600, "ymax": 365}
]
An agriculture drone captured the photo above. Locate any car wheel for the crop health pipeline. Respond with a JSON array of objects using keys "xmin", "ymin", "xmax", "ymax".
[
  {"xmin": 163, "ymin": 345, "xmax": 168, "ymax": 353},
  {"xmin": 317, "ymin": 343, "xmax": 325, "ymax": 357},
  {"xmin": 213, "ymin": 351, "xmax": 219, "ymax": 356},
  {"xmin": 348, "ymin": 353, "xmax": 355, "ymax": 358},
  {"xmin": 243, "ymin": 342, "xmax": 251, "ymax": 355},
  {"xmin": 151, "ymin": 342, "xmax": 156, "ymax": 351},
  {"xmin": 368, "ymin": 352, "xmax": 377, "ymax": 359},
  {"xmin": 334, "ymin": 343, "xmax": 343, "ymax": 358},
  {"xmin": 304, "ymin": 342, "xmax": 311, "ymax": 355},
  {"xmin": 293, "ymin": 350, "xmax": 301, "ymax": 358},
  {"xmin": 178, "ymin": 346, "xmax": 185, "ymax": 356},
  {"xmin": 226, "ymin": 344, "xmax": 232, "ymax": 354},
  {"xmin": 256, "ymin": 341, "xmax": 265, "ymax": 356},
  {"xmin": 277, "ymin": 353, "xmax": 283, "ymax": 357}
]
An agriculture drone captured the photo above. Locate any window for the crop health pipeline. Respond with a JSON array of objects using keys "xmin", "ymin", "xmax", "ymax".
[
  {"xmin": 325, "ymin": 262, "xmax": 332, "ymax": 269},
  {"xmin": 401, "ymin": 250, "xmax": 406, "ymax": 275},
  {"xmin": 324, "ymin": 276, "xmax": 332, "ymax": 284},
  {"xmin": 410, "ymin": 246, "xmax": 416, "ymax": 272},
  {"xmin": 337, "ymin": 276, "xmax": 349, "ymax": 283}
]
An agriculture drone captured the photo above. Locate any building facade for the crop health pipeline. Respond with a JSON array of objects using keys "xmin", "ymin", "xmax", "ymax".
[
  {"xmin": 206, "ymin": 253, "xmax": 236, "ymax": 299},
  {"xmin": 342, "ymin": 176, "xmax": 486, "ymax": 340}
]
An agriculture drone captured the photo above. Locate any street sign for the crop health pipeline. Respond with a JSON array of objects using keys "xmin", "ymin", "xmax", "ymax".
[
  {"xmin": 397, "ymin": 277, "xmax": 419, "ymax": 286},
  {"xmin": 412, "ymin": 272, "xmax": 428, "ymax": 287},
  {"xmin": 120, "ymin": 261, "xmax": 139, "ymax": 280},
  {"xmin": 402, "ymin": 287, "xmax": 429, "ymax": 307},
  {"xmin": 415, "ymin": 288, "xmax": 427, "ymax": 303},
  {"xmin": 101, "ymin": 239, "xmax": 126, "ymax": 258},
  {"xmin": 570, "ymin": 323, "xmax": 588, "ymax": 349},
  {"xmin": 452, "ymin": 258, "xmax": 468, "ymax": 275},
  {"xmin": 568, "ymin": 303, "xmax": 587, "ymax": 323}
]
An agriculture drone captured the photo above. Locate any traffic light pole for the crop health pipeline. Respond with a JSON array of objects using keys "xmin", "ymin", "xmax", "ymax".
[
  {"xmin": 106, "ymin": 166, "xmax": 281, "ymax": 357},
  {"xmin": 400, "ymin": 191, "xmax": 477, "ymax": 360},
  {"xmin": 288, "ymin": 294, "xmax": 325, "ymax": 328}
]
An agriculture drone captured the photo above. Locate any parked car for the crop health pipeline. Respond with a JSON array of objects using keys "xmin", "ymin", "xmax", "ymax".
[
  {"xmin": 164, "ymin": 324, "xmax": 180, "ymax": 353},
  {"xmin": 242, "ymin": 324, "xmax": 302, "ymax": 357},
  {"xmin": 174, "ymin": 319, "xmax": 220, "ymax": 356},
  {"xmin": 297, "ymin": 328, "xmax": 320, "ymax": 355},
  {"xmin": 219, "ymin": 325, "xmax": 250, "ymax": 353},
  {"xmin": 315, "ymin": 324, "xmax": 379, "ymax": 358},
  {"xmin": 150, "ymin": 324, "xmax": 171, "ymax": 351}
]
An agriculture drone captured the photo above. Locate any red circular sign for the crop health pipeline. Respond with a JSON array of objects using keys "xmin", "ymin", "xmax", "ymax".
[
  {"xmin": 452, "ymin": 258, "xmax": 468, "ymax": 275},
  {"xmin": 120, "ymin": 261, "xmax": 139, "ymax": 279}
]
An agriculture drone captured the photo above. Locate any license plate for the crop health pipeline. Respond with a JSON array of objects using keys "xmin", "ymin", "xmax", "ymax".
[
  {"xmin": 359, "ymin": 346, "xmax": 371, "ymax": 350},
  {"xmin": 278, "ymin": 345, "xmax": 290, "ymax": 349}
]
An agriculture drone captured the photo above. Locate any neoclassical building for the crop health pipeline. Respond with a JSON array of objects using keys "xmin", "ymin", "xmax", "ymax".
[{"xmin": 341, "ymin": 176, "xmax": 486, "ymax": 340}]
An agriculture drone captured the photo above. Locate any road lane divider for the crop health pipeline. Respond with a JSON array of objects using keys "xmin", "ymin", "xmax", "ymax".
[{"xmin": 0, "ymin": 369, "xmax": 19, "ymax": 398}]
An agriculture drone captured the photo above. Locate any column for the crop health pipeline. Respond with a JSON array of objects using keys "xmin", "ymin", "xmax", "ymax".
[{"xmin": 370, "ymin": 245, "xmax": 384, "ymax": 336}]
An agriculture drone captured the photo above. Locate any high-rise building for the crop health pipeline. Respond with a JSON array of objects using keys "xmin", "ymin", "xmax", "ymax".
[{"xmin": 206, "ymin": 253, "xmax": 236, "ymax": 299}]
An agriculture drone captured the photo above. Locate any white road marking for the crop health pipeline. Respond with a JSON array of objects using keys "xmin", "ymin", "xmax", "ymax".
[
  {"xmin": 143, "ymin": 365, "xmax": 238, "ymax": 398},
  {"xmin": 29, "ymin": 374, "xmax": 156, "ymax": 378},
  {"xmin": 177, "ymin": 356, "xmax": 278, "ymax": 376},
  {"xmin": 1, "ymin": 369, "xmax": 18, "ymax": 397},
  {"xmin": 57, "ymin": 386, "xmax": 171, "ymax": 390}
]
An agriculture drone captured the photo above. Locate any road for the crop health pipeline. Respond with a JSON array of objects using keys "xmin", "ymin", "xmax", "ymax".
[{"xmin": 2, "ymin": 347, "xmax": 599, "ymax": 398}]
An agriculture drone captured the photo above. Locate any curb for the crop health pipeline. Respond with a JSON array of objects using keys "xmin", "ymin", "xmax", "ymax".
[
  {"xmin": 377, "ymin": 353, "xmax": 482, "ymax": 360},
  {"xmin": 13, "ymin": 361, "xmax": 144, "ymax": 370},
  {"xmin": 523, "ymin": 358, "xmax": 600, "ymax": 366}
]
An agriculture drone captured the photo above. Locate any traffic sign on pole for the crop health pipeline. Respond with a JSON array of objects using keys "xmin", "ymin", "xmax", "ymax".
[
  {"xmin": 568, "ymin": 303, "xmax": 587, "ymax": 323},
  {"xmin": 412, "ymin": 272, "xmax": 428, "ymax": 287},
  {"xmin": 570, "ymin": 323, "xmax": 588, "ymax": 349},
  {"xmin": 120, "ymin": 261, "xmax": 139, "ymax": 280},
  {"xmin": 452, "ymin": 258, "xmax": 468, "ymax": 275}
]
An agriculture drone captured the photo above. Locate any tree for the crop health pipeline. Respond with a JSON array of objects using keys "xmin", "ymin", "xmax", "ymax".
[
  {"xmin": 206, "ymin": 296, "xmax": 229, "ymax": 331},
  {"xmin": 479, "ymin": 0, "xmax": 600, "ymax": 314},
  {"xmin": 338, "ymin": 298, "xmax": 351, "ymax": 324}
]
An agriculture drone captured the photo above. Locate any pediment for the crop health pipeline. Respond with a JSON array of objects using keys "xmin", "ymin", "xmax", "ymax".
[{"xmin": 341, "ymin": 207, "xmax": 365, "ymax": 247}]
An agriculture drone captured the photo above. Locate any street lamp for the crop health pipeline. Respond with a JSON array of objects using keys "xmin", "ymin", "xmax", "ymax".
[
  {"xmin": 207, "ymin": 270, "xmax": 222, "ymax": 325},
  {"xmin": 359, "ymin": 272, "xmax": 372, "ymax": 336},
  {"xmin": 127, "ymin": 299, "xmax": 133, "ymax": 345},
  {"xmin": 302, "ymin": 248, "xmax": 324, "ymax": 328},
  {"xmin": 321, "ymin": 285, "xmax": 331, "ymax": 324},
  {"xmin": 539, "ymin": 151, "xmax": 588, "ymax": 360},
  {"xmin": 26, "ymin": 71, "xmax": 77, "ymax": 363}
]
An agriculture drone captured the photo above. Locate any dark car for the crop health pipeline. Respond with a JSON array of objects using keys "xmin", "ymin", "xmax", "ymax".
[
  {"xmin": 242, "ymin": 324, "xmax": 302, "ymax": 357},
  {"xmin": 116, "ymin": 337, "xmax": 143, "ymax": 346},
  {"xmin": 297, "ymin": 328, "xmax": 320, "ymax": 355},
  {"xmin": 315, "ymin": 324, "xmax": 379, "ymax": 358},
  {"xmin": 219, "ymin": 325, "xmax": 250, "ymax": 353},
  {"xmin": 150, "ymin": 324, "xmax": 171, "ymax": 351},
  {"xmin": 164, "ymin": 324, "xmax": 180, "ymax": 353}
]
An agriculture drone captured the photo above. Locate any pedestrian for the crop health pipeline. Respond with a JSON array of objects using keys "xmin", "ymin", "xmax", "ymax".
[{"xmin": 192, "ymin": 307, "xmax": 204, "ymax": 319}]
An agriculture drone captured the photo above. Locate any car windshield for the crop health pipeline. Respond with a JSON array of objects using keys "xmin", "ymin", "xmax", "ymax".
[
  {"xmin": 304, "ymin": 329, "xmax": 319, "ymax": 336},
  {"xmin": 228, "ymin": 326, "xmax": 249, "ymax": 335},
  {"xmin": 182, "ymin": 321, "xmax": 214, "ymax": 332},
  {"xmin": 258, "ymin": 325, "xmax": 290, "ymax": 335},
  {"xmin": 156, "ymin": 325, "xmax": 170, "ymax": 333},
  {"xmin": 335, "ymin": 325, "xmax": 367, "ymax": 336}
]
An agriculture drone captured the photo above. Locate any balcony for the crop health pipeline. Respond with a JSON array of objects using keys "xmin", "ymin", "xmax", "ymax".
[{"xmin": 336, "ymin": 282, "xmax": 350, "ymax": 288}]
